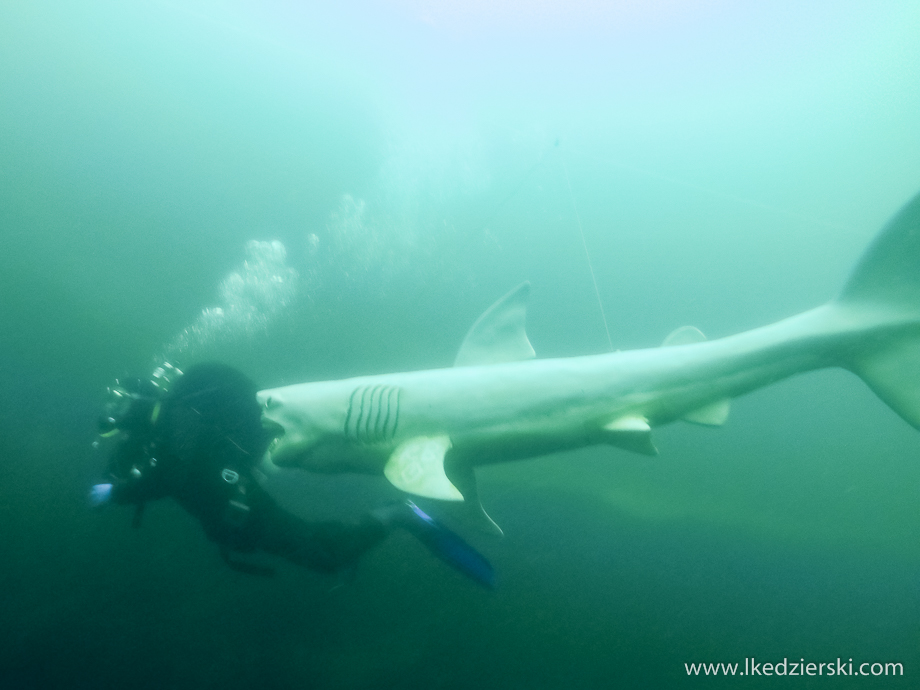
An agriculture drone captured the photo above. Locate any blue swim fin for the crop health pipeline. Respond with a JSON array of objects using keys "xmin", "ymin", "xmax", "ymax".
[
  {"xmin": 89, "ymin": 483, "xmax": 114, "ymax": 508},
  {"xmin": 400, "ymin": 500, "xmax": 496, "ymax": 589}
]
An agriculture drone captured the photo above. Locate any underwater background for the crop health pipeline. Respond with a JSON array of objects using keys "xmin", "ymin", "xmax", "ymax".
[{"xmin": 2, "ymin": 1, "xmax": 920, "ymax": 687}]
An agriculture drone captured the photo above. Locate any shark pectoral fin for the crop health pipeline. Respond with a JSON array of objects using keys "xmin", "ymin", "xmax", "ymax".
[
  {"xmin": 384, "ymin": 435, "xmax": 464, "ymax": 501},
  {"xmin": 683, "ymin": 399, "xmax": 731, "ymax": 426},
  {"xmin": 444, "ymin": 462, "xmax": 503, "ymax": 537},
  {"xmin": 601, "ymin": 415, "xmax": 658, "ymax": 456},
  {"xmin": 454, "ymin": 282, "xmax": 536, "ymax": 367}
]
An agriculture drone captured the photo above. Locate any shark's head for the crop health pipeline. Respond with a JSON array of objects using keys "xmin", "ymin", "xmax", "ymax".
[{"xmin": 256, "ymin": 386, "xmax": 322, "ymax": 468}]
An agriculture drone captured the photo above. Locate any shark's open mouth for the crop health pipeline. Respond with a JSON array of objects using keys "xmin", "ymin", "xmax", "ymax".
[
  {"xmin": 262, "ymin": 419, "xmax": 285, "ymax": 455},
  {"xmin": 262, "ymin": 429, "xmax": 311, "ymax": 468}
]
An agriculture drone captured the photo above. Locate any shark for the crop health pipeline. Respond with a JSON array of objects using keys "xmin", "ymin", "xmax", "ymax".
[{"xmin": 258, "ymin": 190, "xmax": 920, "ymax": 535}]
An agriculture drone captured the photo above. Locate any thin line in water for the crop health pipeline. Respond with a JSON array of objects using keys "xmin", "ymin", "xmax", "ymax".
[{"xmin": 560, "ymin": 151, "xmax": 614, "ymax": 352}]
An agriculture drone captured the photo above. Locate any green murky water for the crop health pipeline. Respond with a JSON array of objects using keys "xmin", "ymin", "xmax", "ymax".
[{"xmin": 2, "ymin": 1, "xmax": 919, "ymax": 687}]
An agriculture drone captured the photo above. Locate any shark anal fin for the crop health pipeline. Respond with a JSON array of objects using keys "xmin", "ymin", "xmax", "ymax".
[
  {"xmin": 683, "ymin": 399, "xmax": 731, "ymax": 426},
  {"xmin": 454, "ymin": 282, "xmax": 536, "ymax": 367},
  {"xmin": 600, "ymin": 415, "xmax": 658, "ymax": 456},
  {"xmin": 384, "ymin": 435, "xmax": 464, "ymax": 501}
]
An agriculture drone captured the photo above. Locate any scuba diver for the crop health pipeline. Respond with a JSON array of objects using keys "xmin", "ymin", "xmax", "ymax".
[{"xmin": 90, "ymin": 362, "xmax": 494, "ymax": 586}]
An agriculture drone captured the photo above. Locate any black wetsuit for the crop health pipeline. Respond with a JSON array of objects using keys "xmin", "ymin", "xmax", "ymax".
[{"xmin": 106, "ymin": 364, "xmax": 386, "ymax": 574}]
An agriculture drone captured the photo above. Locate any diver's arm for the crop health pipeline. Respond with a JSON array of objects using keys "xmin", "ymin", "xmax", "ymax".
[
  {"xmin": 238, "ymin": 493, "xmax": 389, "ymax": 574},
  {"xmin": 255, "ymin": 498, "xmax": 495, "ymax": 587}
]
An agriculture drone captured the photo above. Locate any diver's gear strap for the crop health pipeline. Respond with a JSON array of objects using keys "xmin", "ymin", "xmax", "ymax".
[{"xmin": 220, "ymin": 466, "xmax": 255, "ymax": 531}]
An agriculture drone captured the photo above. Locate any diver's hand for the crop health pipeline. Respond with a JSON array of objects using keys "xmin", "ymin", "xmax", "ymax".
[
  {"xmin": 88, "ymin": 483, "xmax": 114, "ymax": 508},
  {"xmin": 368, "ymin": 501, "xmax": 407, "ymax": 528}
]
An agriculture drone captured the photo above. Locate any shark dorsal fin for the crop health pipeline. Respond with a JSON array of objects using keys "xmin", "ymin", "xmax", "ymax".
[
  {"xmin": 662, "ymin": 325, "xmax": 707, "ymax": 347},
  {"xmin": 454, "ymin": 282, "xmax": 536, "ymax": 367}
]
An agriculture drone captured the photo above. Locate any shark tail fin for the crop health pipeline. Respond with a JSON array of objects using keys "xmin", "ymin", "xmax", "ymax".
[{"xmin": 836, "ymin": 191, "xmax": 920, "ymax": 429}]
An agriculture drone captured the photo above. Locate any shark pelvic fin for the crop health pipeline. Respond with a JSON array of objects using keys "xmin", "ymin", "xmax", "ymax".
[
  {"xmin": 454, "ymin": 282, "xmax": 536, "ymax": 367},
  {"xmin": 384, "ymin": 435, "xmax": 464, "ymax": 501},
  {"xmin": 601, "ymin": 415, "xmax": 658, "ymax": 455},
  {"xmin": 683, "ymin": 399, "xmax": 731, "ymax": 426},
  {"xmin": 662, "ymin": 325, "xmax": 707, "ymax": 347}
]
